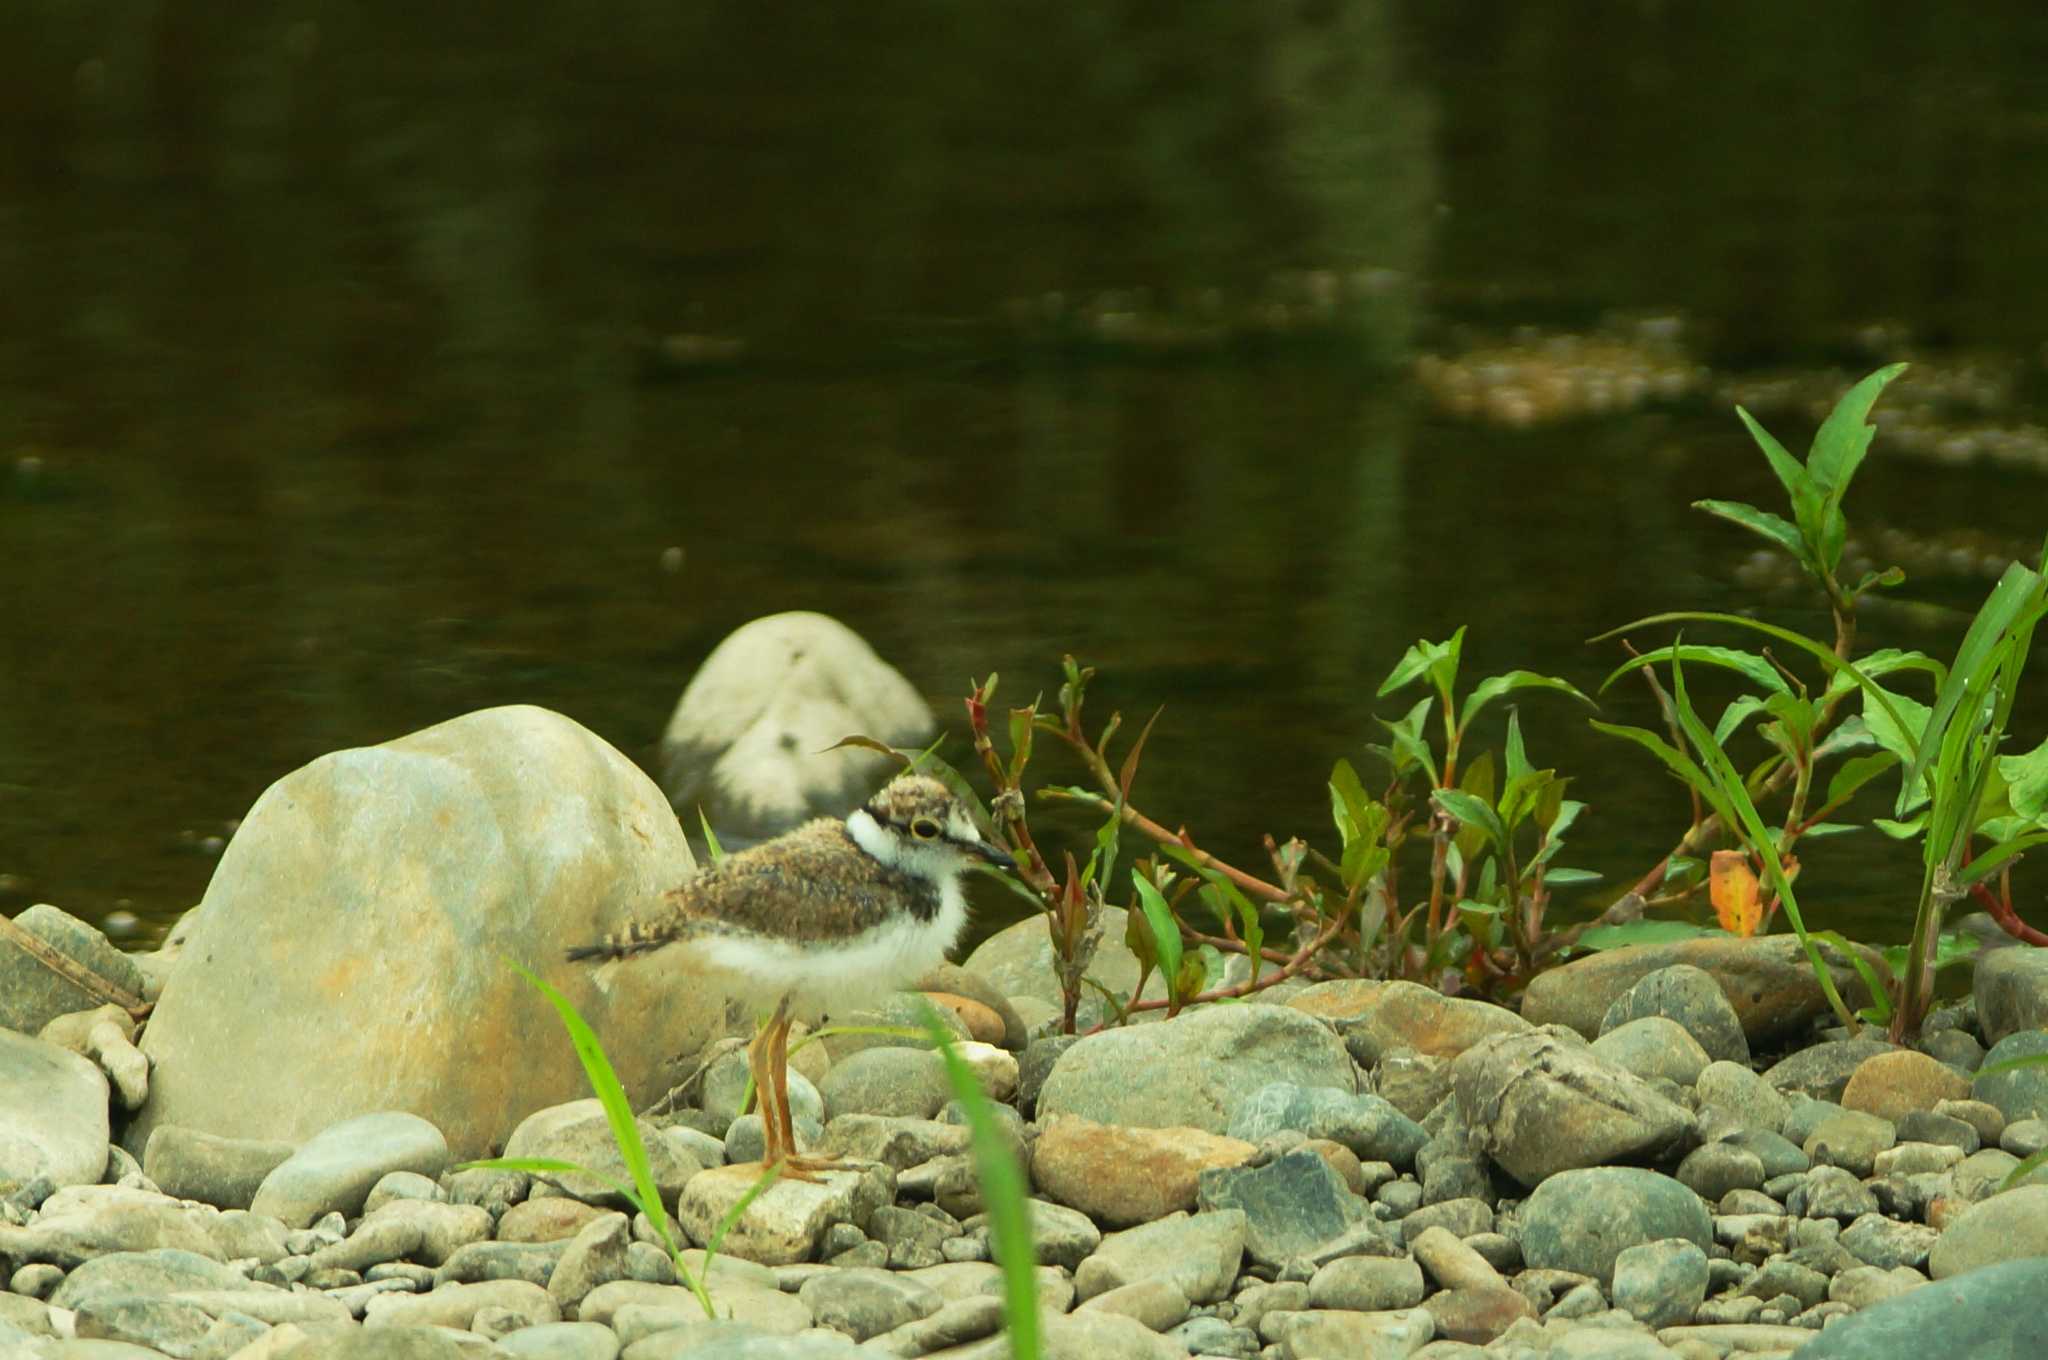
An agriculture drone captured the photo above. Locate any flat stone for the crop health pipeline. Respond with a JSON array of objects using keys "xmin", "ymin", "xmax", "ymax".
[
  {"xmin": 789, "ymin": 1266, "xmax": 936, "ymax": 1341},
  {"xmin": 434, "ymin": 1239, "xmax": 568, "ymax": 1286},
  {"xmin": 1072, "ymin": 1209, "xmax": 1246, "ymax": 1304},
  {"xmin": 248, "ymin": 1111, "xmax": 449, "ymax": 1229},
  {"xmin": 1588, "ymin": 1017, "xmax": 1712, "ymax": 1086},
  {"xmin": 1693, "ymin": 1061, "xmax": 1788, "ymax": 1135},
  {"xmin": 1261, "ymin": 1307, "xmax": 1436, "ymax": 1360},
  {"xmin": 0, "ymin": 1191, "xmax": 237, "ymax": 1268},
  {"xmin": 1423, "ymin": 1283, "xmax": 1535, "ymax": 1343},
  {"xmin": 495, "ymin": 1321, "xmax": 623, "ymax": 1360},
  {"xmin": 1841, "ymin": 1050, "xmax": 1973, "ymax": 1122},
  {"xmin": 1610, "ymin": 1238, "xmax": 1708, "ymax": 1327},
  {"xmin": 1030, "ymin": 1116, "xmax": 1254, "ymax": 1228},
  {"xmin": 1286, "ymin": 978, "xmax": 1532, "ymax": 1063},
  {"xmin": 498, "ymin": 1198, "xmax": 615, "ymax": 1244},
  {"xmin": 1038, "ymin": 1003, "xmax": 1354, "ymax": 1133},
  {"xmin": 50, "ymin": 1248, "xmax": 254, "ymax": 1311},
  {"xmin": 1308, "ymin": 1254, "xmax": 1425, "ymax": 1310},
  {"xmin": 128, "ymin": 706, "xmax": 721, "ymax": 1162},
  {"xmin": 1928, "ymin": 1182, "xmax": 2048, "ymax": 1277},
  {"xmin": 1803, "ymin": 1109, "xmax": 1897, "ymax": 1177},
  {"xmin": 675, "ymin": 1163, "xmax": 893, "ymax": 1266},
  {"xmin": 1196, "ymin": 1147, "xmax": 1384, "ymax": 1269},
  {"xmin": 1036, "ymin": 1309, "xmax": 1189, "ymax": 1360},
  {"xmin": 1841, "ymin": 1215, "xmax": 1938, "ymax": 1270},
  {"xmin": 1763, "ymin": 1038, "xmax": 1898, "ymax": 1102},
  {"xmin": 1518, "ymin": 1169, "xmax": 1711, "ymax": 1286},
  {"xmin": 1076, "ymin": 1276, "xmax": 1191, "ymax": 1332},
  {"xmin": 0, "ymin": 1027, "xmax": 111, "ymax": 1190},
  {"xmin": 1521, "ymin": 935, "xmax": 1878, "ymax": 1045},
  {"xmin": 864, "ymin": 1294, "xmax": 1005, "ymax": 1357},
  {"xmin": 0, "ymin": 903, "xmax": 149, "ymax": 1035},
  {"xmin": 1225, "ymin": 1082, "xmax": 1429, "ymax": 1167},
  {"xmin": 916, "ymin": 962, "xmax": 1030, "ymax": 1050},
  {"xmin": 1597, "ymin": 964, "xmax": 1749, "ymax": 1064},
  {"xmin": 818, "ymin": 1047, "xmax": 953, "ymax": 1120},
  {"xmin": 819, "ymin": 1115, "xmax": 968, "ymax": 1170},
  {"xmin": 1793, "ymin": 1256, "xmax": 2048, "ymax": 1357},
  {"xmin": 503, "ymin": 1102, "xmax": 699, "ymax": 1209},
  {"xmin": 547, "ymin": 1210, "xmax": 633, "ymax": 1309},
  {"xmin": 1450, "ymin": 1032, "xmax": 1691, "ymax": 1185},
  {"xmin": 363, "ymin": 1278, "xmax": 560, "ymax": 1329},
  {"xmin": 1674, "ymin": 1142, "xmax": 1765, "ymax": 1201}
]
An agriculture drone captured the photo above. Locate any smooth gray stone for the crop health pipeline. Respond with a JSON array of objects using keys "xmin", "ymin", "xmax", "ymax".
[
  {"xmin": 250, "ymin": 1111, "xmax": 450, "ymax": 1229},
  {"xmin": 143, "ymin": 1125, "xmax": 297, "ymax": 1210},
  {"xmin": 1793, "ymin": 1256, "xmax": 2048, "ymax": 1359},
  {"xmin": 0, "ymin": 1027, "xmax": 111, "ymax": 1189},
  {"xmin": 0, "ymin": 903, "xmax": 148, "ymax": 1034},
  {"xmin": 1599, "ymin": 964, "xmax": 1749, "ymax": 1064},
  {"xmin": 1196, "ymin": 1147, "xmax": 1382, "ymax": 1269},
  {"xmin": 1518, "ymin": 1168, "xmax": 1711, "ymax": 1285}
]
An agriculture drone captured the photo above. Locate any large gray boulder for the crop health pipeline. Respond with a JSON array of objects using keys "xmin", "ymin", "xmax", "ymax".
[
  {"xmin": 128, "ymin": 705, "xmax": 723, "ymax": 1160},
  {"xmin": 659, "ymin": 612, "xmax": 934, "ymax": 844}
]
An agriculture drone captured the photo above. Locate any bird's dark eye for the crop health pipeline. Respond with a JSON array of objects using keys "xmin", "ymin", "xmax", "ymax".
[{"xmin": 911, "ymin": 817, "xmax": 941, "ymax": 839}]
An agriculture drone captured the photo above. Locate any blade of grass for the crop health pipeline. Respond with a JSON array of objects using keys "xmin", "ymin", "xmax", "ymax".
[
  {"xmin": 920, "ymin": 1001, "xmax": 1039, "ymax": 1360},
  {"xmin": 502, "ymin": 957, "xmax": 714, "ymax": 1316}
]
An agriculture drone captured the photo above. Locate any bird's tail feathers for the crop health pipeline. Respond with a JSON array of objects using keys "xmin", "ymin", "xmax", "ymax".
[{"xmin": 564, "ymin": 917, "xmax": 684, "ymax": 964}]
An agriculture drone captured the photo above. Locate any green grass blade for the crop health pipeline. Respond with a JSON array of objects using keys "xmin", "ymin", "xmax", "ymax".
[
  {"xmin": 1898, "ymin": 563, "xmax": 2046, "ymax": 815},
  {"xmin": 1130, "ymin": 872, "xmax": 1184, "ymax": 1003},
  {"xmin": 700, "ymin": 1161, "xmax": 784, "ymax": 1282},
  {"xmin": 920, "ymin": 1002, "xmax": 1040, "ymax": 1360},
  {"xmin": 504, "ymin": 957, "xmax": 712, "ymax": 1316}
]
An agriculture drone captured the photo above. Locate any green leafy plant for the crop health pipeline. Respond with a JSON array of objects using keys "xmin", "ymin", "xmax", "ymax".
[
  {"xmin": 459, "ymin": 960, "xmax": 777, "ymax": 1320},
  {"xmin": 1596, "ymin": 364, "xmax": 2048, "ymax": 1038},
  {"xmin": 959, "ymin": 644, "xmax": 1599, "ymax": 1031}
]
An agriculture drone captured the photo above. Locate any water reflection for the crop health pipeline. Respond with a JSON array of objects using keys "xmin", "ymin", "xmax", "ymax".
[{"xmin": 1, "ymin": 4, "xmax": 2043, "ymax": 951}]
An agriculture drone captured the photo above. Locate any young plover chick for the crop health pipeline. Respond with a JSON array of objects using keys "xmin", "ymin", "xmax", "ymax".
[{"xmin": 568, "ymin": 772, "xmax": 1015, "ymax": 1177}]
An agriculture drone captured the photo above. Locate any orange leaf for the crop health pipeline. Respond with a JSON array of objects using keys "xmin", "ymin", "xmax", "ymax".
[{"xmin": 1710, "ymin": 849, "xmax": 1763, "ymax": 937}]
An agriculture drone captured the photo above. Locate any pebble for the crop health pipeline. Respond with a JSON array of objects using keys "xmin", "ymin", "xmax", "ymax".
[{"xmin": 248, "ymin": 1110, "xmax": 450, "ymax": 1228}]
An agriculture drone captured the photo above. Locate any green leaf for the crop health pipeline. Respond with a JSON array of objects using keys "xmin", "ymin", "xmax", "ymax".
[
  {"xmin": 1798, "ymin": 822, "xmax": 1863, "ymax": 839},
  {"xmin": 2000, "ymin": 735, "xmax": 2048, "ymax": 821},
  {"xmin": 1810, "ymin": 929, "xmax": 1892, "ymax": 1023},
  {"xmin": 1959, "ymin": 830, "xmax": 2048, "ymax": 887},
  {"xmin": 1460, "ymin": 670, "xmax": 1595, "ymax": 732},
  {"xmin": 1602, "ymin": 644, "xmax": 1791, "ymax": 698},
  {"xmin": 1591, "ymin": 612, "xmax": 1916, "ymax": 745},
  {"xmin": 920, "ymin": 1004, "xmax": 1040, "ymax": 1360},
  {"xmin": 1714, "ymin": 696, "xmax": 1769, "ymax": 747},
  {"xmin": 1329, "ymin": 758, "xmax": 1374, "ymax": 848},
  {"xmin": 1899, "ymin": 562, "xmax": 2048, "ymax": 817},
  {"xmin": 1577, "ymin": 920, "xmax": 1728, "ymax": 950},
  {"xmin": 698, "ymin": 809, "xmax": 726, "ymax": 866},
  {"xmin": 1433, "ymin": 788, "xmax": 1505, "ymax": 854},
  {"xmin": 1130, "ymin": 872, "xmax": 1183, "ymax": 998},
  {"xmin": 1006, "ymin": 706, "xmax": 1035, "ymax": 782},
  {"xmin": 1504, "ymin": 709, "xmax": 1534, "ymax": 785},
  {"xmin": 1808, "ymin": 365, "xmax": 1909, "ymax": 570},
  {"xmin": 1861, "ymin": 683, "xmax": 1932, "ymax": 768},
  {"xmin": 1734, "ymin": 407, "xmax": 1815, "ymax": 511},
  {"xmin": 1826, "ymin": 751, "xmax": 1900, "ymax": 806},
  {"xmin": 1873, "ymin": 814, "xmax": 1928, "ymax": 839},
  {"xmin": 1374, "ymin": 697, "xmax": 1439, "ymax": 784},
  {"xmin": 1541, "ymin": 868, "xmax": 1603, "ymax": 885},
  {"xmin": 1692, "ymin": 499, "xmax": 1806, "ymax": 560},
  {"xmin": 1823, "ymin": 648, "xmax": 1945, "ymax": 703},
  {"xmin": 1379, "ymin": 628, "xmax": 1465, "ymax": 701}
]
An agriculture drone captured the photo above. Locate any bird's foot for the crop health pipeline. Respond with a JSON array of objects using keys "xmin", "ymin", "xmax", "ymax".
[{"xmin": 776, "ymin": 1153, "xmax": 855, "ymax": 1182}]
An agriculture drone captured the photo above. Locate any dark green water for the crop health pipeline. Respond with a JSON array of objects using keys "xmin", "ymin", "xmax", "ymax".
[{"xmin": 3, "ymin": 3, "xmax": 2046, "ymax": 952}]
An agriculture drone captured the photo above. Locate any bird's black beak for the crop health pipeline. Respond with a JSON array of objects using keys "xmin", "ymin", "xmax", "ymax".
[{"xmin": 970, "ymin": 839, "xmax": 1019, "ymax": 873}]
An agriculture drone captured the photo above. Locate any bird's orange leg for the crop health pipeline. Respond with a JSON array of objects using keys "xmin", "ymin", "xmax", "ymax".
[{"xmin": 747, "ymin": 998, "xmax": 789, "ymax": 1170}]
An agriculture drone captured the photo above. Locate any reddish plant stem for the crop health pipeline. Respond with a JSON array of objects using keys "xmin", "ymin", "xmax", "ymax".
[{"xmin": 1085, "ymin": 909, "xmax": 1349, "ymax": 1032}]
